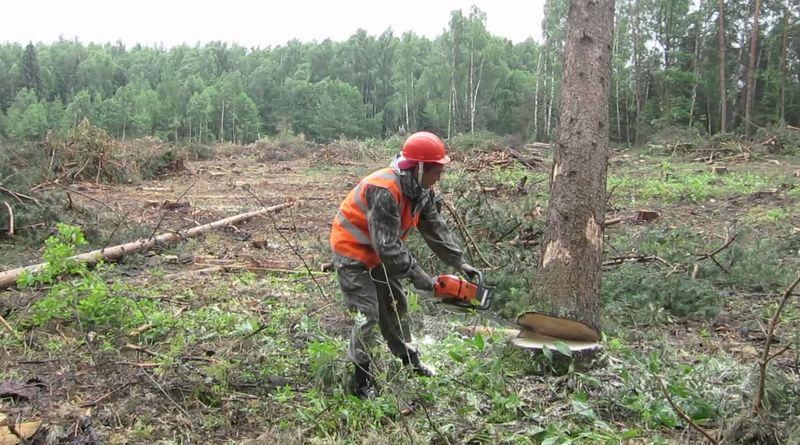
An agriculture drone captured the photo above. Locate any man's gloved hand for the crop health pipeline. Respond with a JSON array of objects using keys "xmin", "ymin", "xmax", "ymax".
[
  {"xmin": 409, "ymin": 266, "xmax": 434, "ymax": 292},
  {"xmin": 460, "ymin": 263, "xmax": 480, "ymax": 280}
]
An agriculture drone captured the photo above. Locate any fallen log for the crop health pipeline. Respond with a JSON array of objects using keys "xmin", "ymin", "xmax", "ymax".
[{"xmin": 0, "ymin": 201, "xmax": 295, "ymax": 290}]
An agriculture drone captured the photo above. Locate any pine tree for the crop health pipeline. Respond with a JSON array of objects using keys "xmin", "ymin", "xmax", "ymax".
[{"xmin": 21, "ymin": 42, "xmax": 42, "ymax": 97}]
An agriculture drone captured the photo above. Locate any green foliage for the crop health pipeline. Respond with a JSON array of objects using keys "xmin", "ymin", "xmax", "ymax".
[
  {"xmin": 18, "ymin": 224, "xmax": 150, "ymax": 331},
  {"xmin": 609, "ymin": 169, "xmax": 772, "ymax": 205}
]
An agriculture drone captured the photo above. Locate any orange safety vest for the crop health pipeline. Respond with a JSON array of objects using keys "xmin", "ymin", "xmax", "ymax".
[{"xmin": 330, "ymin": 168, "xmax": 421, "ymax": 268}]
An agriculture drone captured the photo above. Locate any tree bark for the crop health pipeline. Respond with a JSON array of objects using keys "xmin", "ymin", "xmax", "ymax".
[
  {"xmin": 529, "ymin": 0, "xmax": 614, "ymax": 335},
  {"xmin": 779, "ymin": 8, "xmax": 789, "ymax": 123},
  {"xmin": 717, "ymin": 0, "xmax": 727, "ymax": 133},
  {"xmin": 744, "ymin": 0, "xmax": 761, "ymax": 139},
  {"xmin": 0, "ymin": 202, "xmax": 294, "ymax": 290},
  {"xmin": 219, "ymin": 100, "xmax": 225, "ymax": 143},
  {"xmin": 689, "ymin": 15, "xmax": 705, "ymax": 129},
  {"xmin": 631, "ymin": 0, "xmax": 645, "ymax": 145},
  {"xmin": 534, "ymin": 50, "xmax": 543, "ymax": 140}
]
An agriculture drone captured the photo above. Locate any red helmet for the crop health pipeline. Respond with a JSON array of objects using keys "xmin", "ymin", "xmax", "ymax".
[{"xmin": 402, "ymin": 132, "xmax": 451, "ymax": 164}]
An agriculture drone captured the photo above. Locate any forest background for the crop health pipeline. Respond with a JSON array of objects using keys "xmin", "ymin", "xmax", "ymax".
[{"xmin": 0, "ymin": 0, "xmax": 797, "ymax": 147}]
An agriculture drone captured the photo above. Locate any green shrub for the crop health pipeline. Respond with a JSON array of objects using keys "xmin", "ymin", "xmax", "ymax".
[{"xmin": 18, "ymin": 223, "xmax": 150, "ymax": 332}]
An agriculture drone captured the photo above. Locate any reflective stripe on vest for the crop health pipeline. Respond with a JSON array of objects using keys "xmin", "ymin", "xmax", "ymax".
[{"xmin": 330, "ymin": 168, "xmax": 420, "ymax": 268}]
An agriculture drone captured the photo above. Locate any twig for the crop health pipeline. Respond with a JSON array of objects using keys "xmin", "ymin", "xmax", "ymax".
[
  {"xmin": 3, "ymin": 201, "xmax": 13, "ymax": 236},
  {"xmin": 48, "ymin": 182, "xmax": 130, "ymax": 224},
  {"xmin": 602, "ymin": 255, "xmax": 671, "ymax": 268},
  {"xmin": 139, "ymin": 368, "xmax": 194, "ymax": 424},
  {"xmin": 148, "ymin": 179, "xmax": 198, "ymax": 240},
  {"xmin": 441, "ymin": 199, "xmax": 494, "ymax": 268},
  {"xmin": 657, "ymin": 377, "xmax": 719, "ymax": 445},
  {"xmin": 695, "ymin": 231, "xmax": 736, "ymax": 274},
  {"xmin": 78, "ymin": 381, "xmax": 135, "ymax": 407},
  {"xmin": 753, "ymin": 273, "xmax": 800, "ymax": 415},
  {"xmin": 492, "ymin": 220, "xmax": 522, "ymax": 244},
  {"xmin": 417, "ymin": 396, "xmax": 450, "ymax": 445},
  {"xmin": 0, "ymin": 314, "xmax": 19, "ymax": 338},
  {"xmin": 0, "ymin": 185, "xmax": 39, "ymax": 205},
  {"xmin": 243, "ymin": 186, "xmax": 329, "ymax": 301}
]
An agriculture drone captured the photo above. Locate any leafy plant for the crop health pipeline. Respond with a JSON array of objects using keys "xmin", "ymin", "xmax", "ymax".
[{"xmin": 18, "ymin": 223, "xmax": 150, "ymax": 332}]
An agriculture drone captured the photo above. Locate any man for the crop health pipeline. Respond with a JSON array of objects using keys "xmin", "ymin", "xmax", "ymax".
[{"xmin": 330, "ymin": 131, "xmax": 479, "ymax": 399}]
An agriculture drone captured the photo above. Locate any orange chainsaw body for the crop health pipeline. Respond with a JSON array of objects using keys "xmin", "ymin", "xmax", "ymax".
[{"xmin": 433, "ymin": 273, "xmax": 494, "ymax": 310}]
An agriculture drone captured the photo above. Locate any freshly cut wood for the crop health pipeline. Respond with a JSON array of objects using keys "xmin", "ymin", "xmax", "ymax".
[
  {"xmin": 0, "ymin": 201, "xmax": 294, "ymax": 290},
  {"xmin": 517, "ymin": 311, "xmax": 600, "ymax": 342},
  {"xmin": 511, "ymin": 330, "xmax": 600, "ymax": 352},
  {"xmin": 458, "ymin": 325, "xmax": 600, "ymax": 352}
]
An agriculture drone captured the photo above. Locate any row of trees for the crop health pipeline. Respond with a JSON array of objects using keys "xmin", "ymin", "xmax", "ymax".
[{"xmin": 0, "ymin": 0, "xmax": 797, "ymax": 145}]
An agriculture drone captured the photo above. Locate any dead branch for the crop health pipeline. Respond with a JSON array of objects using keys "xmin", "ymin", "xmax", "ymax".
[
  {"xmin": 657, "ymin": 377, "xmax": 720, "ymax": 445},
  {"xmin": 0, "ymin": 314, "xmax": 18, "ymax": 337},
  {"xmin": 49, "ymin": 182, "xmax": 130, "ymax": 225},
  {"xmin": 0, "ymin": 185, "xmax": 39, "ymax": 205},
  {"xmin": 695, "ymin": 231, "xmax": 736, "ymax": 274},
  {"xmin": 148, "ymin": 179, "xmax": 198, "ymax": 240},
  {"xmin": 602, "ymin": 255, "xmax": 671, "ymax": 268},
  {"xmin": 753, "ymin": 273, "xmax": 800, "ymax": 415},
  {"xmin": 0, "ymin": 201, "xmax": 295, "ymax": 290},
  {"xmin": 244, "ymin": 186, "xmax": 330, "ymax": 300},
  {"xmin": 2, "ymin": 201, "xmax": 12, "ymax": 236},
  {"xmin": 441, "ymin": 199, "xmax": 494, "ymax": 268}
]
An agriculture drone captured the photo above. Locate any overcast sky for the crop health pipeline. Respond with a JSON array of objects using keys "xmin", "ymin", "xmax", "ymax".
[{"xmin": 1, "ymin": 0, "xmax": 545, "ymax": 48}]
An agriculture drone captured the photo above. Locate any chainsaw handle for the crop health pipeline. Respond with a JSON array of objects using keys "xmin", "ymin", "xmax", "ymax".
[{"xmin": 470, "ymin": 270, "xmax": 484, "ymax": 287}]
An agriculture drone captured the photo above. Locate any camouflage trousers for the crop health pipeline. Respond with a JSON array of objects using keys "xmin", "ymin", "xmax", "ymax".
[{"xmin": 335, "ymin": 263, "xmax": 418, "ymax": 366}]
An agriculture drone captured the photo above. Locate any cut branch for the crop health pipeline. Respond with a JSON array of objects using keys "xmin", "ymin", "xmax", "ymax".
[
  {"xmin": 657, "ymin": 377, "xmax": 719, "ymax": 445},
  {"xmin": 0, "ymin": 185, "xmax": 39, "ymax": 205},
  {"xmin": 2, "ymin": 201, "xmax": 12, "ymax": 236},
  {"xmin": 695, "ymin": 231, "xmax": 736, "ymax": 274},
  {"xmin": 0, "ymin": 201, "xmax": 295, "ymax": 290},
  {"xmin": 753, "ymin": 273, "xmax": 800, "ymax": 415},
  {"xmin": 441, "ymin": 199, "xmax": 494, "ymax": 268},
  {"xmin": 602, "ymin": 255, "xmax": 671, "ymax": 268}
]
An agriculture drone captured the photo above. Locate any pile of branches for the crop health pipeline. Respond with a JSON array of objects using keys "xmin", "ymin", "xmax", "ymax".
[
  {"xmin": 309, "ymin": 145, "xmax": 367, "ymax": 166},
  {"xmin": 252, "ymin": 135, "xmax": 317, "ymax": 162},
  {"xmin": 460, "ymin": 146, "xmax": 544, "ymax": 172},
  {"xmin": 46, "ymin": 120, "xmax": 190, "ymax": 184},
  {"xmin": 656, "ymin": 126, "xmax": 799, "ymax": 162}
]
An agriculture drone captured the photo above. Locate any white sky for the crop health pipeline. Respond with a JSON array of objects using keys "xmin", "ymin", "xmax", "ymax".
[{"xmin": 1, "ymin": 0, "xmax": 545, "ymax": 48}]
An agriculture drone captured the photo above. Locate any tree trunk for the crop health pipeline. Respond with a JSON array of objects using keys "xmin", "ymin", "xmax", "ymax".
[
  {"xmin": 219, "ymin": 100, "xmax": 225, "ymax": 143},
  {"xmin": 529, "ymin": 0, "xmax": 614, "ymax": 335},
  {"xmin": 546, "ymin": 57, "xmax": 555, "ymax": 139},
  {"xmin": 534, "ymin": 50, "xmax": 543, "ymax": 140},
  {"xmin": 0, "ymin": 202, "xmax": 294, "ymax": 290},
  {"xmin": 613, "ymin": 26, "xmax": 622, "ymax": 139},
  {"xmin": 469, "ymin": 54, "xmax": 485, "ymax": 134},
  {"xmin": 779, "ymin": 8, "xmax": 789, "ymax": 124},
  {"xmin": 744, "ymin": 0, "xmax": 761, "ymax": 139},
  {"xmin": 631, "ymin": 0, "xmax": 644, "ymax": 145},
  {"xmin": 717, "ymin": 0, "xmax": 727, "ymax": 133},
  {"xmin": 689, "ymin": 16, "xmax": 704, "ymax": 129}
]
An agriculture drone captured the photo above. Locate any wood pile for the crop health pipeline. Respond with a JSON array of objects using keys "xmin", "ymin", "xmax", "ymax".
[
  {"xmin": 310, "ymin": 145, "xmax": 365, "ymax": 166},
  {"xmin": 463, "ymin": 146, "xmax": 545, "ymax": 172}
]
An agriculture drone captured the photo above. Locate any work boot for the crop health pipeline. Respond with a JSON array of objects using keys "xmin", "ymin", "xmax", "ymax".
[{"xmin": 351, "ymin": 362, "xmax": 376, "ymax": 399}]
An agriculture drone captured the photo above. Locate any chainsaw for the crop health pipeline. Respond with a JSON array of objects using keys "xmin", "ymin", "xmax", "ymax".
[{"xmin": 432, "ymin": 271, "xmax": 495, "ymax": 310}]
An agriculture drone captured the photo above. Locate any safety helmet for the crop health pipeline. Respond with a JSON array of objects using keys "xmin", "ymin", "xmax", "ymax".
[{"xmin": 401, "ymin": 132, "xmax": 451, "ymax": 164}]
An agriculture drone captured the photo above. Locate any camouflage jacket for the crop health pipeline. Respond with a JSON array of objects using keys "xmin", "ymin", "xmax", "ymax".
[{"xmin": 333, "ymin": 156, "xmax": 465, "ymax": 278}]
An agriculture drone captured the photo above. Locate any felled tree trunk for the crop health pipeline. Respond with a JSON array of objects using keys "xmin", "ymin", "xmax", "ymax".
[
  {"xmin": 0, "ymin": 201, "xmax": 294, "ymax": 290},
  {"xmin": 526, "ymin": 0, "xmax": 614, "ymax": 337}
]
